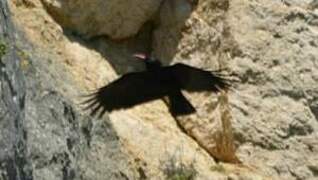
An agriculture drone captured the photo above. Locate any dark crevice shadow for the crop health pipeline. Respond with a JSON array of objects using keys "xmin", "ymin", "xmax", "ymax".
[
  {"xmin": 58, "ymin": 0, "xmax": 196, "ymax": 76},
  {"xmin": 152, "ymin": 0, "xmax": 197, "ymax": 65},
  {"xmin": 63, "ymin": 21, "xmax": 153, "ymax": 75}
]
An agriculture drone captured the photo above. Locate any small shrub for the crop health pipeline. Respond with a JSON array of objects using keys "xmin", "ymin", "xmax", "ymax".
[
  {"xmin": 0, "ymin": 41, "xmax": 6, "ymax": 58},
  {"xmin": 163, "ymin": 158, "xmax": 197, "ymax": 180},
  {"xmin": 210, "ymin": 164, "xmax": 226, "ymax": 173}
]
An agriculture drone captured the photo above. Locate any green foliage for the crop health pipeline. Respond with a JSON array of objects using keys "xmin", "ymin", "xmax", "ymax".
[
  {"xmin": 210, "ymin": 164, "xmax": 226, "ymax": 173},
  {"xmin": 17, "ymin": 49, "xmax": 29, "ymax": 60},
  {"xmin": 16, "ymin": 46, "xmax": 31, "ymax": 70},
  {"xmin": 0, "ymin": 40, "xmax": 6, "ymax": 58},
  {"xmin": 163, "ymin": 159, "xmax": 197, "ymax": 180}
]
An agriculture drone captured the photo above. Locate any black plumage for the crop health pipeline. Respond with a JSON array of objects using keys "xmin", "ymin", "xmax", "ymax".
[{"xmin": 82, "ymin": 54, "xmax": 233, "ymax": 117}]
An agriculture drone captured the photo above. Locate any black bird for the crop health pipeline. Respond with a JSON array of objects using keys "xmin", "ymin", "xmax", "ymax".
[{"xmin": 82, "ymin": 54, "xmax": 233, "ymax": 117}]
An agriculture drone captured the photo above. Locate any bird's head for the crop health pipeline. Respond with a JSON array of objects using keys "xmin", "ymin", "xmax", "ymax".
[{"xmin": 133, "ymin": 53, "xmax": 162, "ymax": 69}]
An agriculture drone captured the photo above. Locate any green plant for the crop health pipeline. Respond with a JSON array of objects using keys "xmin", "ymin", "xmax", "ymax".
[
  {"xmin": 0, "ymin": 41, "xmax": 6, "ymax": 58},
  {"xmin": 163, "ymin": 159, "xmax": 197, "ymax": 180},
  {"xmin": 210, "ymin": 164, "xmax": 226, "ymax": 173},
  {"xmin": 16, "ymin": 47, "xmax": 31, "ymax": 70}
]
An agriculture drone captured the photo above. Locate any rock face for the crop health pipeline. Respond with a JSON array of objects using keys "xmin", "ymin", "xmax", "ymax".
[
  {"xmin": 40, "ymin": 0, "xmax": 164, "ymax": 39},
  {"xmin": 4, "ymin": 0, "xmax": 318, "ymax": 179},
  {"xmin": 1, "ymin": 0, "xmax": 136, "ymax": 179},
  {"xmin": 153, "ymin": 0, "xmax": 240, "ymax": 164},
  {"xmin": 228, "ymin": 1, "xmax": 318, "ymax": 179},
  {"xmin": 0, "ymin": 1, "xmax": 31, "ymax": 179}
]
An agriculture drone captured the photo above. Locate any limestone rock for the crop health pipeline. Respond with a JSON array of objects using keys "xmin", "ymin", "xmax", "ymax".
[
  {"xmin": 228, "ymin": 0, "xmax": 318, "ymax": 179},
  {"xmin": 4, "ymin": 0, "xmax": 136, "ymax": 179},
  {"xmin": 6, "ymin": 0, "xmax": 318, "ymax": 179},
  {"xmin": 0, "ymin": 1, "xmax": 31, "ymax": 179},
  {"xmin": 40, "ymin": 0, "xmax": 163, "ymax": 39},
  {"xmin": 154, "ymin": 0, "xmax": 240, "ymax": 163}
]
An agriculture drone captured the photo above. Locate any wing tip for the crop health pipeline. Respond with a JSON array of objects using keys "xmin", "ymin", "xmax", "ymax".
[
  {"xmin": 79, "ymin": 91, "xmax": 110, "ymax": 118},
  {"xmin": 210, "ymin": 70, "xmax": 240, "ymax": 92}
]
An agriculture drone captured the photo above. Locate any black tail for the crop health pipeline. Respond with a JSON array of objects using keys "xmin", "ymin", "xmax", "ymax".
[{"xmin": 168, "ymin": 91, "xmax": 196, "ymax": 116}]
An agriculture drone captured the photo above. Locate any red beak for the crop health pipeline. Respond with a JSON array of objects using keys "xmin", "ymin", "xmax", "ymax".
[{"xmin": 133, "ymin": 53, "xmax": 147, "ymax": 60}]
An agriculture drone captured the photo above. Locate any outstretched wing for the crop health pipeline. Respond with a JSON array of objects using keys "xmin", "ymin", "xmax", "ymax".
[
  {"xmin": 81, "ymin": 71, "xmax": 171, "ymax": 117},
  {"xmin": 168, "ymin": 63, "xmax": 234, "ymax": 92}
]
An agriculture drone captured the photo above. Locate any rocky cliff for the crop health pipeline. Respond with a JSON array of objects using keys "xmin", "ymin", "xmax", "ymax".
[{"xmin": 1, "ymin": 0, "xmax": 317, "ymax": 179}]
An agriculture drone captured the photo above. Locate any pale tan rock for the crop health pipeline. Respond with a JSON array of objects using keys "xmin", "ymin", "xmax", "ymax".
[
  {"xmin": 9, "ymin": 0, "xmax": 232, "ymax": 179},
  {"xmin": 154, "ymin": 0, "xmax": 240, "ymax": 163},
  {"xmin": 9, "ymin": 0, "xmax": 318, "ymax": 179},
  {"xmin": 40, "ymin": 0, "xmax": 163, "ymax": 39},
  {"xmin": 228, "ymin": 0, "xmax": 318, "ymax": 179}
]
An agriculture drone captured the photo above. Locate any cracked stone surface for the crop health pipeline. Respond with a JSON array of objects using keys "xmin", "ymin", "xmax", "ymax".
[
  {"xmin": 40, "ymin": 0, "xmax": 164, "ymax": 39},
  {"xmin": 3, "ymin": 0, "xmax": 318, "ymax": 179}
]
